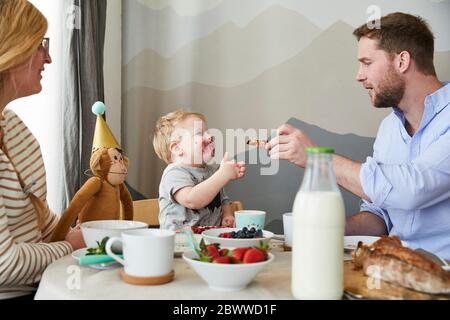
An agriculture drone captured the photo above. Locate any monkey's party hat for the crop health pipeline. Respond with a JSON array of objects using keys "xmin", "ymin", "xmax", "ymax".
[{"xmin": 91, "ymin": 101, "xmax": 121, "ymax": 153}]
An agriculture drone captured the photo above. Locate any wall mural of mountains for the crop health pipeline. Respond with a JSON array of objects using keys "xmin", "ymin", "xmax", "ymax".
[
  {"xmin": 122, "ymin": 1, "xmax": 450, "ymax": 231},
  {"xmin": 124, "ymin": 6, "xmax": 321, "ymax": 90}
]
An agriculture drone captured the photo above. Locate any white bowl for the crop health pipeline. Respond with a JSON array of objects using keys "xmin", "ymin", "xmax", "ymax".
[
  {"xmin": 80, "ymin": 220, "xmax": 148, "ymax": 251},
  {"xmin": 183, "ymin": 250, "xmax": 274, "ymax": 291},
  {"xmin": 202, "ymin": 228, "xmax": 273, "ymax": 248}
]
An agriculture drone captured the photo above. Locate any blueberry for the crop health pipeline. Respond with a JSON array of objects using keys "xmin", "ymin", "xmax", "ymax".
[
  {"xmin": 250, "ymin": 227, "xmax": 256, "ymax": 233},
  {"xmin": 242, "ymin": 227, "xmax": 248, "ymax": 233}
]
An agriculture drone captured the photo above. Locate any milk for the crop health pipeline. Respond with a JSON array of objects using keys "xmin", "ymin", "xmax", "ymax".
[
  {"xmin": 291, "ymin": 191, "xmax": 345, "ymax": 299},
  {"xmin": 290, "ymin": 148, "xmax": 345, "ymax": 300}
]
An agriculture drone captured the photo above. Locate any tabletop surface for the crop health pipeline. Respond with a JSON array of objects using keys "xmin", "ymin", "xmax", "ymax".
[
  {"xmin": 35, "ymin": 239, "xmax": 448, "ymax": 300},
  {"xmin": 35, "ymin": 249, "xmax": 294, "ymax": 300}
]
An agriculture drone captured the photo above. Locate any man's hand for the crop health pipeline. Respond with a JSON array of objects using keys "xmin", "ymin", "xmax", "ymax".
[
  {"xmin": 265, "ymin": 124, "xmax": 317, "ymax": 168},
  {"xmin": 218, "ymin": 152, "xmax": 246, "ymax": 181},
  {"xmin": 266, "ymin": 124, "xmax": 369, "ymax": 200}
]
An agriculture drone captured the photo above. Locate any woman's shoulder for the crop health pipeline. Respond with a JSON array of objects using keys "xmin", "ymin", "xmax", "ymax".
[
  {"xmin": 3, "ymin": 108, "xmax": 19, "ymax": 120},
  {"xmin": 2, "ymin": 108, "xmax": 28, "ymax": 129}
]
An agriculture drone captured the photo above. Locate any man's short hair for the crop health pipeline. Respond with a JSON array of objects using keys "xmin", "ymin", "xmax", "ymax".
[
  {"xmin": 353, "ymin": 12, "xmax": 436, "ymax": 76},
  {"xmin": 153, "ymin": 109, "xmax": 206, "ymax": 164}
]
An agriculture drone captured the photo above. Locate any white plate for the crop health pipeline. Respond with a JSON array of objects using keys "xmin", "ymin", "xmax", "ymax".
[
  {"xmin": 71, "ymin": 248, "xmax": 121, "ymax": 270},
  {"xmin": 344, "ymin": 236, "xmax": 408, "ymax": 252},
  {"xmin": 202, "ymin": 228, "xmax": 273, "ymax": 248},
  {"xmin": 344, "ymin": 236, "xmax": 380, "ymax": 251}
]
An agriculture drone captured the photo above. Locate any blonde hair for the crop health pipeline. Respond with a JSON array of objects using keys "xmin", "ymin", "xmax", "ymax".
[
  {"xmin": 0, "ymin": 0, "xmax": 47, "ymax": 81},
  {"xmin": 153, "ymin": 110, "xmax": 206, "ymax": 164},
  {"xmin": 0, "ymin": 0, "xmax": 47, "ymax": 229}
]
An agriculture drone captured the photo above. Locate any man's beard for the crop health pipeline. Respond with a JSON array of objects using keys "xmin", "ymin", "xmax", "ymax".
[{"xmin": 372, "ymin": 67, "xmax": 405, "ymax": 109}]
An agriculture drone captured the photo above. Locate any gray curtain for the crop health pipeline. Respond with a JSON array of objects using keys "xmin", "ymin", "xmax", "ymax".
[{"xmin": 61, "ymin": 0, "xmax": 107, "ymax": 211}]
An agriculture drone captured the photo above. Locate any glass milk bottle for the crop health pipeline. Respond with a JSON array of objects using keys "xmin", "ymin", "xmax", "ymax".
[{"xmin": 291, "ymin": 147, "xmax": 345, "ymax": 300}]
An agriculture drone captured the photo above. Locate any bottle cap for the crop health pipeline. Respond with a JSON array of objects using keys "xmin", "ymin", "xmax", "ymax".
[{"xmin": 305, "ymin": 147, "xmax": 334, "ymax": 154}]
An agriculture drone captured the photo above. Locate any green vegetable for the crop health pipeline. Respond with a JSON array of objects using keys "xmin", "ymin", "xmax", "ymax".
[{"xmin": 86, "ymin": 237, "xmax": 109, "ymax": 255}]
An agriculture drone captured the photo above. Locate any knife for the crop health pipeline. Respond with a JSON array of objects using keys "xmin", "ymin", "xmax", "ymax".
[
  {"xmin": 79, "ymin": 254, "xmax": 123, "ymax": 265},
  {"xmin": 414, "ymin": 248, "xmax": 448, "ymax": 267}
]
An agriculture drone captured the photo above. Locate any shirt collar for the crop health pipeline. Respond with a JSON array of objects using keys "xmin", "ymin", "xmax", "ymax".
[
  {"xmin": 425, "ymin": 81, "xmax": 450, "ymax": 114},
  {"xmin": 393, "ymin": 81, "xmax": 450, "ymax": 126}
]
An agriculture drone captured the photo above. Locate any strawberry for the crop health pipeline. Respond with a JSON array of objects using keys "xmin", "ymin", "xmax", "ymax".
[
  {"xmin": 213, "ymin": 256, "xmax": 232, "ymax": 264},
  {"xmin": 242, "ymin": 248, "xmax": 267, "ymax": 264},
  {"xmin": 219, "ymin": 248, "xmax": 229, "ymax": 256},
  {"xmin": 219, "ymin": 232, "xmax": 232, "ymax": 238},
  {"xmin": 206, "ymin": 245, "xmax": 220, "ymax": 258},
  {"xmin": 230, "ymin": 257, "xmax": 241, "ymax": 264},
  {"xmin": 231, "ymin": 247, "xmax": 250, "ymax": 262}
]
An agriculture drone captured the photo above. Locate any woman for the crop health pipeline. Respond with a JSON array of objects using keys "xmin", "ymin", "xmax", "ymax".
[{"xmin": 0, "ymin": 0, "xmax": 85, "ymax": 299}]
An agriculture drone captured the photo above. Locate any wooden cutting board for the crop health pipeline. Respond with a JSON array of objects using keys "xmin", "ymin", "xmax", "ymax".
[{"xmin": 344, "ymin": 261, "xmax": 450, "ymax": 300}]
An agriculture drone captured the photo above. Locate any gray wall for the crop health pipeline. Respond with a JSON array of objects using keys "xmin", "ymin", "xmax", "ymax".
[
  {"xmin": 121, "ymin": 1, "xmax": 450, "ymax": 232},
  {"xmin": 226, "ymin": 117, "xmax": 375, "ymax": 233}
]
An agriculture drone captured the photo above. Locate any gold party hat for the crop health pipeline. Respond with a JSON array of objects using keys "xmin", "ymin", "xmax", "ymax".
[{"xmin": 91, "ymin": 101, "xmax": 121, "ymax": 153}]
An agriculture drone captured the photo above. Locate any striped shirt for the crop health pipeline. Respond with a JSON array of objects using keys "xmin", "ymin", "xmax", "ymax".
[{"xmin": 0, "ymin": 109, "xmax": 72, "ymax": 299}]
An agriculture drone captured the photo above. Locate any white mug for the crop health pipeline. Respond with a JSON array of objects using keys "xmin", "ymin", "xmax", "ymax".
[
  {"xmin": 283, "ymin": 212, "xmax": 293, "ymax": 247},
  {"xmin": 106, "ymin": 229, "xmax": 175, "ymax": 277}
]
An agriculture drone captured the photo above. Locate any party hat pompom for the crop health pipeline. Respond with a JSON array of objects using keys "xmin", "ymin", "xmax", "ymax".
[
  {"xmin": 91, "ymin": 101, "xmax": 120, "ymax": 153},
  {"xmin": 92, "ymin": 101, "xmax": 105, "ymax": 116}
]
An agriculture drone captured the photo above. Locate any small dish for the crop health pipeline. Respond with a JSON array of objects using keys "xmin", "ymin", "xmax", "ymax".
[{"xmin": 71, "ymin": 248, "xmax": 120, "ymax": 270}]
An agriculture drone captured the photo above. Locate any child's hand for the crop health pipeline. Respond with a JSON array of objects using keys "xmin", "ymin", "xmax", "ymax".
[
  {"xmin": 219, "ymin": 152, "xmax": 246, "ymax": 181},
  {"xmin": 222, "ymin": 215, "xmax": 236, "ymax": 227}
]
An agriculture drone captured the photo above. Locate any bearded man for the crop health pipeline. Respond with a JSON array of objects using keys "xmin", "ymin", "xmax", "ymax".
[{"xmin": 267, "ymin": 12, "xmax": 450, "ymax": 259}]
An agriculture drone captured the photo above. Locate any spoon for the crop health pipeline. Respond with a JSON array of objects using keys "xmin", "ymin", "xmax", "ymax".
[{"xmin": 183, "ymin": 228, "xmax": 201, "ymax": 258}]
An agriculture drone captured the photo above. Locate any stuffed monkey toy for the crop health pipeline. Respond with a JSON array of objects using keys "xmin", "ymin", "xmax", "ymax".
[{"xmin": 50, "ymin": 102, "xmax": 134, "ymax": 242}]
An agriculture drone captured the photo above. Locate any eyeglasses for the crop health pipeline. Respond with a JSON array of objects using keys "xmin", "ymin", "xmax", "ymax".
[{"xmin": 39, "ymin": 37, "xmax": 50, "ymax": 55}]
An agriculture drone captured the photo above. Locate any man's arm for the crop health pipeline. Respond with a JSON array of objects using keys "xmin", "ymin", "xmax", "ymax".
[
  {"xmin": 345, "ymin": 211, "xmax": 388, "ymax": 236},
  {"xmin": 333, "ymin": 154, "xmax": 369, "ymax": 200},
  {"xmin": 266, "ymin": 124, "xmax": 369, "ymax": 199},
  {"xmin": 268, "ymin": 123, "xmax": 450, "ymax": 210}
]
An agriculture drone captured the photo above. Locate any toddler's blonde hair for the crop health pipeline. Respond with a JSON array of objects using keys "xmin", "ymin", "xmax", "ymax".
[{"xmin": 153, "ymin": 110, "xmax": 206, "ymax": 164}]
